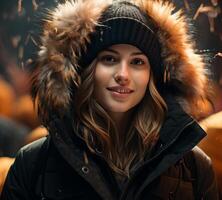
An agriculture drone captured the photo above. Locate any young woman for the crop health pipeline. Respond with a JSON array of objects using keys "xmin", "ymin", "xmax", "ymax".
[{"xmin": 1, "ymin": 0, "xmax": 219, "ymax": 199}]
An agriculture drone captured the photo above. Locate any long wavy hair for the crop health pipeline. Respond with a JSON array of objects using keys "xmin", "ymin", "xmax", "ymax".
[{"xmin": 73, "ymin": 59, "xmax": 167, "ymax": 177}]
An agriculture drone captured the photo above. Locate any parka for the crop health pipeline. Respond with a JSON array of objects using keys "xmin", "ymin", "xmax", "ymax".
[
  {"xmin": 0, "ymin": 0, "xmax": 219, "ymax": 199},
  {"xmin": 0, "ymin": 96, "xmax": 219, "ymax": 200}
]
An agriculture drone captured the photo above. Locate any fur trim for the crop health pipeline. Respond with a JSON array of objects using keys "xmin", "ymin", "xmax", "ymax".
[
  {"xmin": 32, "ymin": 0, "xmax": 111, "ymax": 123},
  {"xmin": 134, "ymin": 0, "xmax": 210, "ymax": 117},
  {"xmin": 33, "ymin": 0, "xmax": 210, "ymax": 123}
]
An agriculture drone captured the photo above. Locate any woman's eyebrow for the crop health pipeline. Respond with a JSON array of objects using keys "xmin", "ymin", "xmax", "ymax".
[
  {"xmin": 103, "ymin": 49, "xmax": 119, "ymax": 54},
  {"xmin": 131, "ymin": 52, "xmax": 144, "ymax": 56}
]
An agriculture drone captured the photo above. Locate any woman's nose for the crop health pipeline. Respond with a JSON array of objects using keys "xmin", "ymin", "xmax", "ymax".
[{"xmin": 114, "ymin": 62, "xmax": 130, "ymax": 85}]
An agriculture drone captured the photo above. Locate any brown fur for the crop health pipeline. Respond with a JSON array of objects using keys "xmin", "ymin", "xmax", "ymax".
[
  {"xmin": 33, "ymin": 0, "xmax": 210, "ymax": 123},
  {"xmin": 134, "ymin": 0, "xmax": 209, "ymax": 118}
]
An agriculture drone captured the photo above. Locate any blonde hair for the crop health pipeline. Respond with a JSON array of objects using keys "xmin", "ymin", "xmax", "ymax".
[{"xmin": 74, "ymin": 59, "xmax": 167, "ymax": 176}]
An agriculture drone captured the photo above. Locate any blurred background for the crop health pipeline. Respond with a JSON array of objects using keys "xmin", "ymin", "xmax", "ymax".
[{"xmin": 0, "ymin": 0, "xmax": 221, "ymax": 196}]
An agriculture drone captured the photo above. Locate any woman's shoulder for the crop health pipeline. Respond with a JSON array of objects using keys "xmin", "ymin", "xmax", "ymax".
[
  {"xmin": 12, "ymin": 136, "xmax": 49, "ymax": 176},
  {"xmin": 18, "ymin": 137, "xmax": 48, "ymax": 160},
  {"xmin": 191, "ymin": 146, "xmax": 212, "ymax": 169},
  {"xmin": 0, "ymin": 137, "xmax": 50, "ymax": 198},
  {"xmin": 190, "ymin": 146, "xmax": 219, "ymax": 198},
  {"xmin": 186, "ymin": 146, "xmax": 213, "ymax": 180}
]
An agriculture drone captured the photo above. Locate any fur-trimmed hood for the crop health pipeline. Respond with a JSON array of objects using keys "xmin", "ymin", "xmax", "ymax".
[{"xmin": 32, "ymin": 0, "xmax": 210, "ymax": 123}]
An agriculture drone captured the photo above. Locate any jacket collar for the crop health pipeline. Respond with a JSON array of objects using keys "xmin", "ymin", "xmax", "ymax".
[{"xmin": 158, "ymin": 95, "xmax": 206, "ymax": 152}]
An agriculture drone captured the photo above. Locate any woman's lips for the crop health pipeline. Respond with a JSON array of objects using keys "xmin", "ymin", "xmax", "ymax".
[
  {"xmin": 107, "ymin": 86, "xmax": 134, "ymax": 94},
  {"xmin": 107, "ymin": 86, "xmax": 134, "ymax": 100}
]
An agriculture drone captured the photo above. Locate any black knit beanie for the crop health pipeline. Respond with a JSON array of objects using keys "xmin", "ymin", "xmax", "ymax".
[{"xmin": 80, "ymin": 1, "xmax": 163, "ymax": 85}]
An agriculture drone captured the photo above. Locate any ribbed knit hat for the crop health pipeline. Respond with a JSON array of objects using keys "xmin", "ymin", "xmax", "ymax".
[{"xmin": 81, "ymin": 1, "xmax": 163, "ymax": 84}]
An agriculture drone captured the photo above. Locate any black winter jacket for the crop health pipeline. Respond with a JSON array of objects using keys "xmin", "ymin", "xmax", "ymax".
[{"xmin": 1, "ymin": 98, "xmax": 219, "ymax": 200}]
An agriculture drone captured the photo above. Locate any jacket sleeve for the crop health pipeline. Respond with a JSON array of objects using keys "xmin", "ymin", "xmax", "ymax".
[
  {"xmin": 193, "ymin": 146, "xmax": 219, "ymax": 200},
  {"xmin": 0, "ymin": 138, "xmax": 47, "ymax": 200},
  {"xmin": 0, "ymin": 149, "xmax": 32, "ymax": 200}
]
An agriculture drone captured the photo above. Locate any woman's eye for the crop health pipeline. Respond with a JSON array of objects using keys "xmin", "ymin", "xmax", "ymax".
[
  {"xmin": 131, "ymin": 58, "xmax": 145, "ymax": 65},
  {"xmin": 99, "ymin": 55, "xmax": 117, "ymax": 64}
]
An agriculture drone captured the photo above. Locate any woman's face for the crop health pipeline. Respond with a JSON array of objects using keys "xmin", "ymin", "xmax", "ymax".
[{"xmin": 94, "ymin": 44, "xmax": 151, "ymax": 115}]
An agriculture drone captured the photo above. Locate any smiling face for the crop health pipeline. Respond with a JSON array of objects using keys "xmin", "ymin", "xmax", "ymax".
[{"xmin": 93, "ymin": 44, "xmax": 151, "ymax": 118}]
